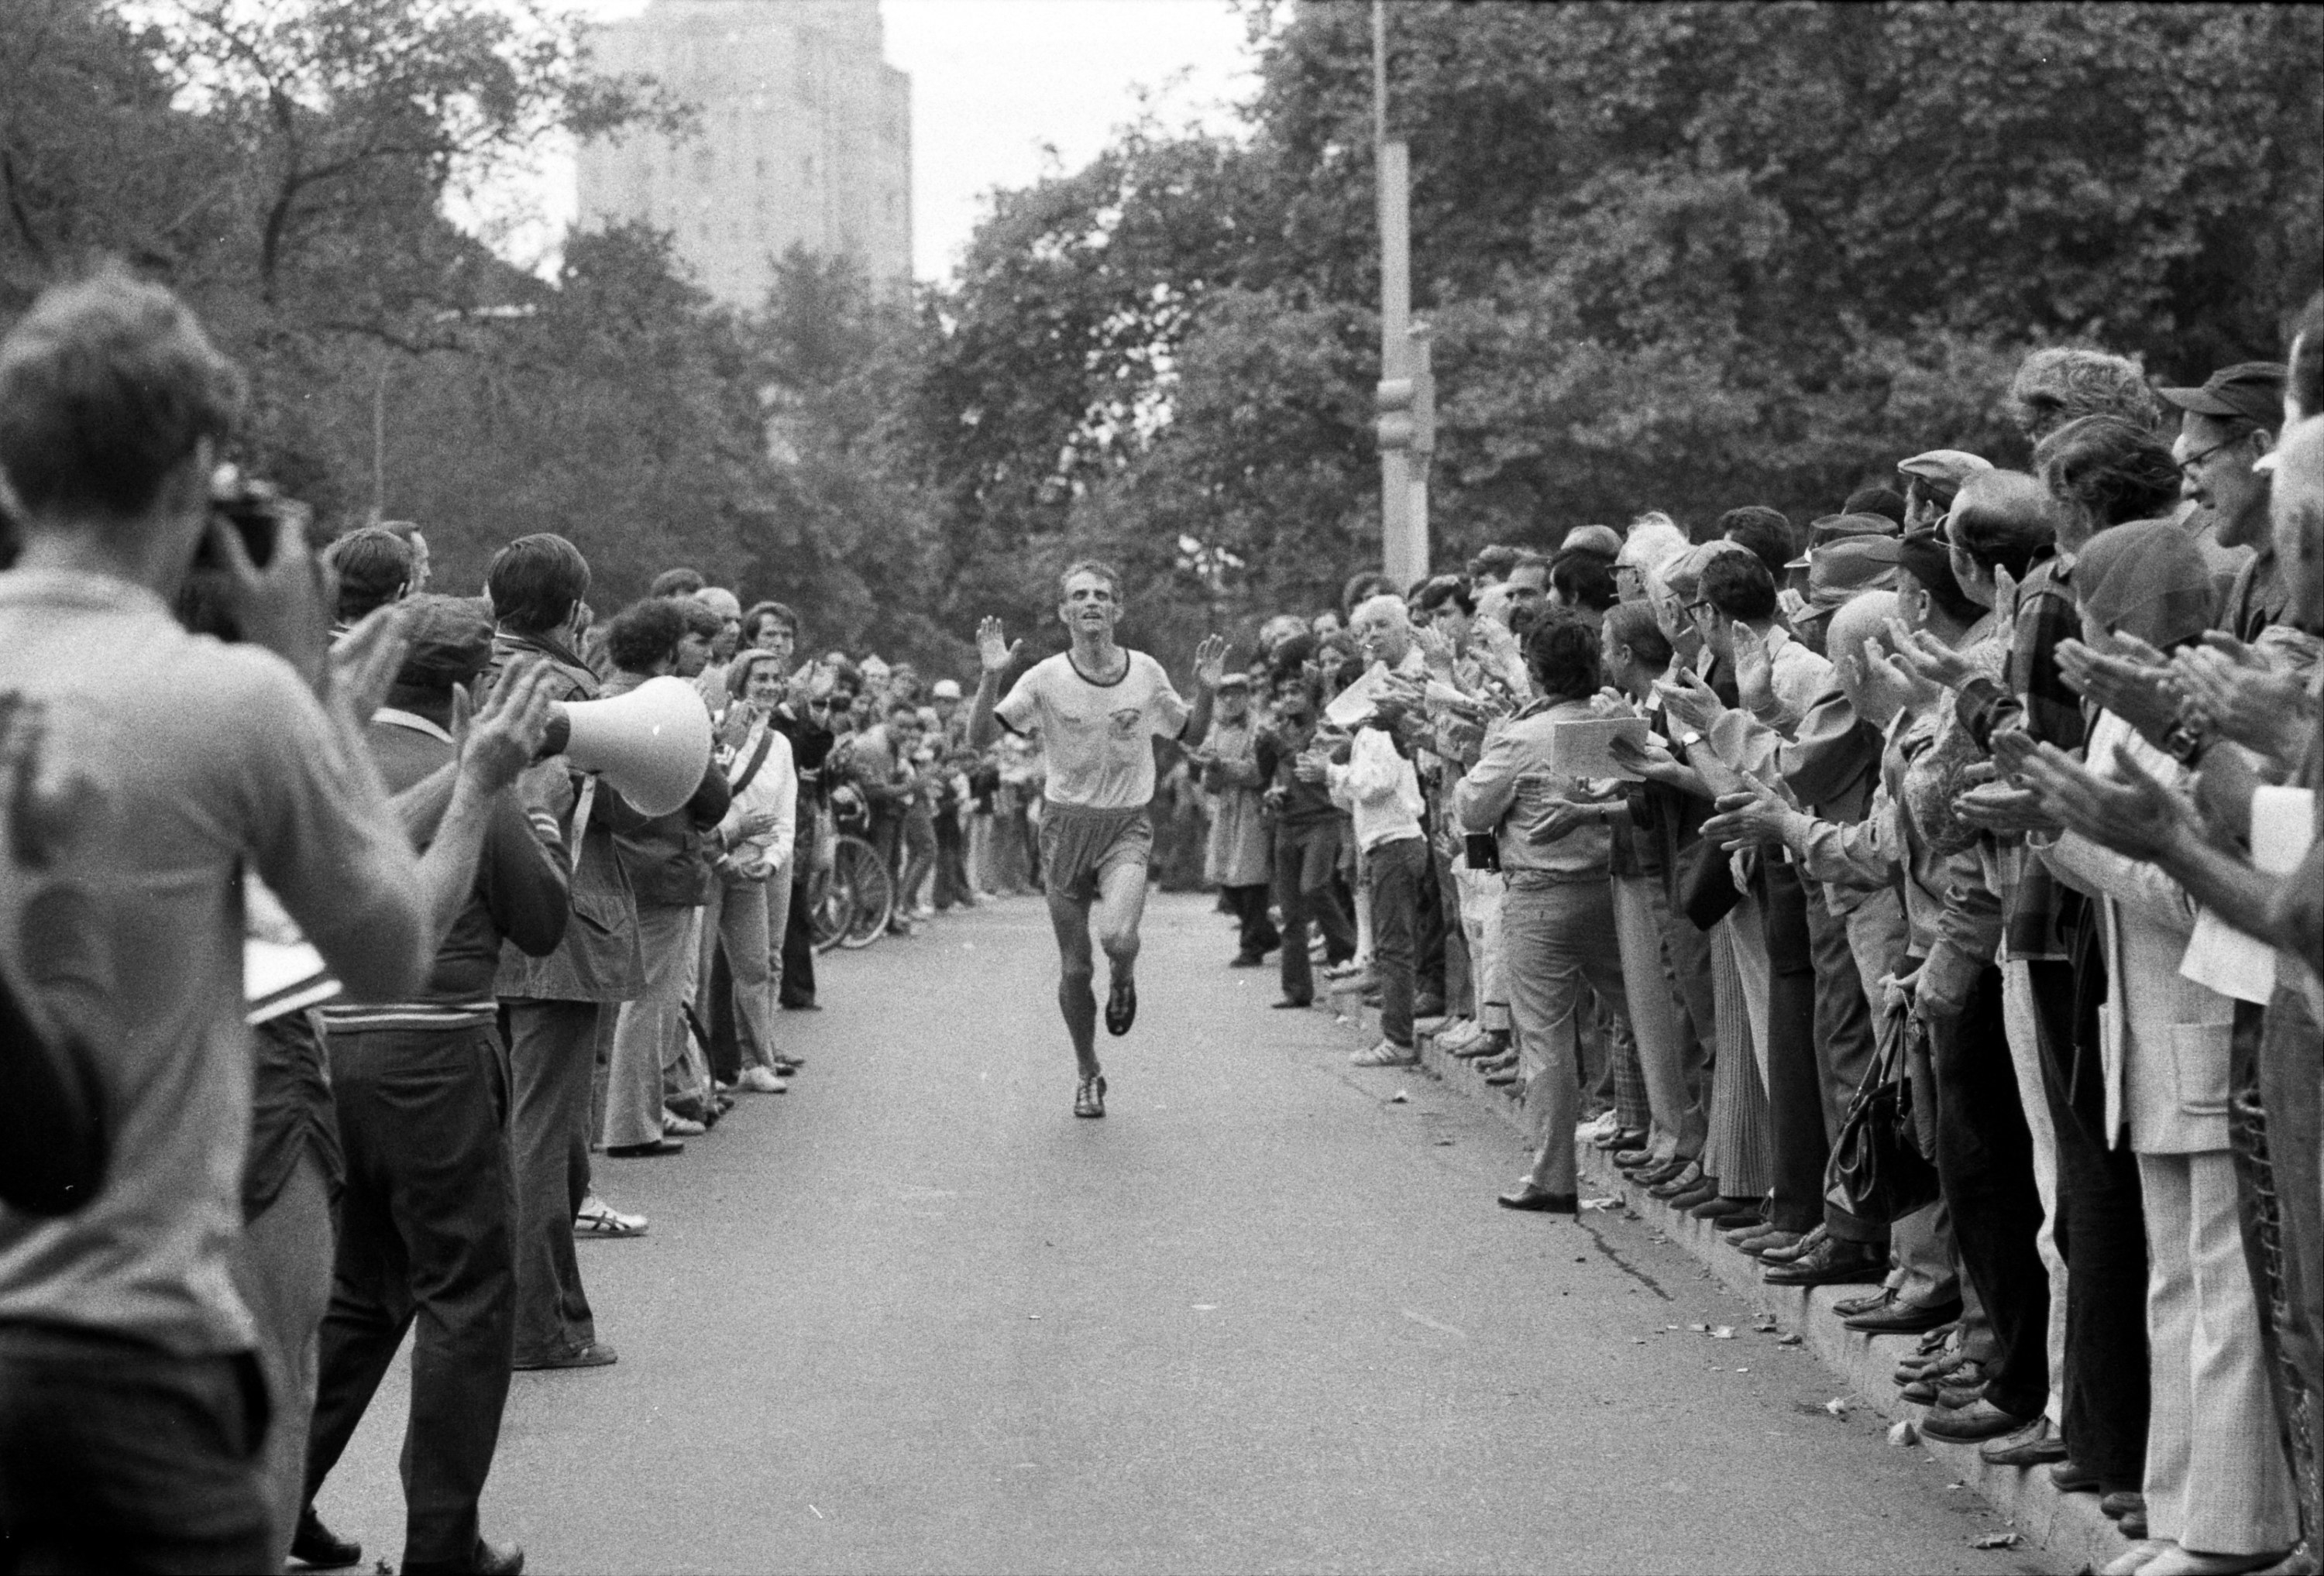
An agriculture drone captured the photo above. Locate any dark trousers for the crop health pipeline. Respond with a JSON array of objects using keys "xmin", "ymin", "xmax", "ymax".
[
  {"xmin": 1365, "ymin": 836, "xmax": 1428, "ymax": 1048},
  {"xmin": 1932, "ymin": 963, "xmax": 2051, "ymax": 1421},
  {"xmin": 1274, "ymin": 819, "xmax": 1356, "ymax": 1005},
  {"xmin": 1761, "ymin": 863, "xmax": 1830, "ymax": 1236},
  {"xmin": 2233, "ymin": 989, "xmax": 2323, "ymax": 1554},
  {"xmin": 1414, "ymin": 840, "xmax": 1448, "ymax": 1008},
  {"xmin": 0, "ymin": 1326, "xmax": 272, "ymax": 1573},
  {"xmin": 933, "ymin": 814, "xmax": 973, "ymax": 910},
  {"xmin": 779, "ymin": 870, "xmax": 818, "ymax": 1008},
  {"xmin": 306, "ymin": 1025, "xmax": 514, "ymax": 1565},
  {"xmin": 2033, "ymin": 938, "xmax": 2150, "ymax": 1489},
  {"xmin": 1804, "ymin": 879, "xmax": 1884, "ymax": 1245},
  {"xmin": 501, "ymin": 1000, "xmax": 600, "ymax": 1365},
  {"xmin": 1223, "ymin": 883, "xmax": 1280, "ymax": 961}
]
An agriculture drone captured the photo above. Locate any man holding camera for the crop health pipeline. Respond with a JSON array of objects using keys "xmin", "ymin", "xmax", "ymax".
[{"xmin": 0, "ymin": 273, "xmax": 550, "ymax": 1571}]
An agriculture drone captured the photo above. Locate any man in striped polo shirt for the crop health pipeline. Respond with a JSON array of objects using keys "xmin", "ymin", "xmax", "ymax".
[{"xmin": 295, "ymin": 596, "xmax": 571, "ymax": 1576}]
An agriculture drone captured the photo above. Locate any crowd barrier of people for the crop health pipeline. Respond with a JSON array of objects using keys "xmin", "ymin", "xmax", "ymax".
[{"xmin": 0, "ymin": 265, "xmax": 2319, "ymax": 1576}]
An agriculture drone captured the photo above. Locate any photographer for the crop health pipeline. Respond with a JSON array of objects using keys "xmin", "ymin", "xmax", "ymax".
[{"xmin": 0, "ymin": 272, "xmax": 547, "ymax": 1570}]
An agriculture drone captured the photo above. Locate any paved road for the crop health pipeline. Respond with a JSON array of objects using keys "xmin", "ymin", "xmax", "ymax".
[{"xmin": 319, "ymin": 892, "xmax": 2054, "ymax": 1574}]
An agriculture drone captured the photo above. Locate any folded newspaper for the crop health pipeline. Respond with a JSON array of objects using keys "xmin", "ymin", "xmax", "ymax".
[{"xmin": 1546, "ymin": 716, "xmax": 1648, "ymax": 780}]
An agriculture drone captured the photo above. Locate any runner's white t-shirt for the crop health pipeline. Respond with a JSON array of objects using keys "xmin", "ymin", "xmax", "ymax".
[{"xmin": 995, "ymin": 650, "xmax": 1190, "ymax": 809}]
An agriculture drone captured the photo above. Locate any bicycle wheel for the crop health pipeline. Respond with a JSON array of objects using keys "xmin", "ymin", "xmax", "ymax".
[
  {"xmin": 806, "ymin": 864, "xmax": 850, "ymax": 953},
  {"xmin": 834, "ymin": 836, "xmax": 892, "ymax": 949}
]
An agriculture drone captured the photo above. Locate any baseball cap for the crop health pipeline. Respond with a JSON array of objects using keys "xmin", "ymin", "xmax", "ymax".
[
  {"xmin": 930, "ymin": 678, "xmax": 962, "ymax": 700},
  {"xmin": 2157, "ymin": 362, "xmax": 2286, "ymax": 429}
]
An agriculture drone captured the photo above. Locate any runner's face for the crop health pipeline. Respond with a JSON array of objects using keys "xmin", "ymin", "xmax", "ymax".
[{"xmin": 1058, "ymin": 572, "xmax": 1121, "ymax": 637}]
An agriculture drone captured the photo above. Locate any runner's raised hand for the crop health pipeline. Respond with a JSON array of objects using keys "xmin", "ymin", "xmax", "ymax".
[{"xmin": 977, "ymin": 616, "xmax": 1022, "ymax": 677}]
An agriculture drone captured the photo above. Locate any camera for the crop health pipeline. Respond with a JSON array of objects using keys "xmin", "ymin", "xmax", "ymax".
[{"xmin": 189, "ymin": 464, "xmax": 301, "ymax": 572}]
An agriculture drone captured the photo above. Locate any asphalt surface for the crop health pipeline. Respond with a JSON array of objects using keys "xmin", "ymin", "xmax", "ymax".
[{"xmin": 316, "ymin": 891, "xmax": 2058, "ymax": 1574}]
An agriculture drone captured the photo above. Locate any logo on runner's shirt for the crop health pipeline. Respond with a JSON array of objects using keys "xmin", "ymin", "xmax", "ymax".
[{"xmin": 1109, "ymin": 707, "xmax": 1143, "ymax": 739}]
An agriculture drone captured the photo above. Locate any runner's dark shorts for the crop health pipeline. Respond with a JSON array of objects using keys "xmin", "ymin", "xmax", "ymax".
[{"xmin": 1037, "ymin": 803, "xmax": 1153, "ymax": 902}]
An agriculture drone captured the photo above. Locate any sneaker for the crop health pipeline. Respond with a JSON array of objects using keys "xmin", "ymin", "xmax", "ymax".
[
  {"xmin": 572, "ymin": 1197, "xmax": 648, "ymax": 1238},
  {"xmin": 662, "ymin": 1108, "xmax": 706, "ymax": 1137},
  {"xmin": 1074, "ymin": 1073, "xmax": 1107, "ymax": 1118},
  {"xmin": 735, "ymin": 1066, "xmax": 789, "ymax": 1094},
  {"xmin": 1436, "ymin": 1018, "xmax": 1482, "ymax": 1052},
  {"xmin": 1350, "ymin": 1038, "xmax": 1418, "ymax": 1067}
]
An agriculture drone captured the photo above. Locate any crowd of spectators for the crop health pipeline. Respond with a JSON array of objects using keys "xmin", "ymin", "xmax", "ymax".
[
  {"xmin": 2, "ymin": 259, "xmax": 2321, "ymax": 1576},
  {"xmin": 1148, "ymin": 304, "xmax": 2324, "ymax": 1576}
]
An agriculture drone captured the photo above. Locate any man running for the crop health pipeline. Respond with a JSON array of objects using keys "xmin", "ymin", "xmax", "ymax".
[{"xmin": 970, "ymin": 561, "xmax": 1226, "ymax": 1118}]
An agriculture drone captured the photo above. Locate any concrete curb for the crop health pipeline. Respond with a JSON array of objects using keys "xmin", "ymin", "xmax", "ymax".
[{"xmin": 1309, "ymin": 976, "xmax": 2132, "ymax": 1574}]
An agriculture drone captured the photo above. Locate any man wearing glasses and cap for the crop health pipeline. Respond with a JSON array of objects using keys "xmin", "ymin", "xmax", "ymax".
[{"xmin": 2160, "ymin": 362, "xmax": 2288, "ymax": 643}]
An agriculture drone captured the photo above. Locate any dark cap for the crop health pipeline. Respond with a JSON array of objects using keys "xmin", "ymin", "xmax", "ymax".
[
  {"xmin": 2157, "ymin": 361, "xmax": 2286, "ymax": 429},
  {"xmin": 1806, "ymin": 537, "xmax": 1903, "ymax": 609},
  {"xmin": 1894, "ymin": 529, "xmax": 1962, "ymax": 604},
  {"xmin": 1789, "ymin": 511, "xmax": 1897, "ymax": 568},
  {"xmin": 392, "ymin": 593, "xmax": 496, "ymax": 692}
]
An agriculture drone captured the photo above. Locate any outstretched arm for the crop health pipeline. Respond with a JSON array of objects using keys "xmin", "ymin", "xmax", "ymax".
[
  {"xmin": 1181, "ymin": 633, "xmax": 1229, "ymax": 749},
  {"xmin": 968, "ymin": 616, "xmax": 1023, "ymax": 750}
]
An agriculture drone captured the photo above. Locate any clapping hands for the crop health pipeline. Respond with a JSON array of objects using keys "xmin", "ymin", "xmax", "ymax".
[{"xmin": 2056, "ymin": 628, "xmax": 2181, "ymax": 746}]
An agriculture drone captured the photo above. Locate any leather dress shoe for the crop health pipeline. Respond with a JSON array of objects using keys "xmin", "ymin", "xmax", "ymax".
[
  {"xmin": 1497, "ymin": 1186, "xmax": 1579, "ymax": 1214},
  {"xmin": 290, "ymin": 1506, "xmax": 361, "ymax": 1568},
  {"xmin": 1758, "ymin": 1225, "xmax": 1828, "ymax": 1265},
  {"xmin": 1687, "ymin": 1192, "xmax": 1751, "ymax": 1221},
  {"xmin": 1844, "ymin": 1291, "xmax": 1961, "ymax": 1335},
  {"xmin": 1613, "ymin": 1147, "xmax": 1659, "ymax": 1171},
  {"xmin": 1936, "ymin": 1370, "xmax": 1990, "ymax": 1409},
  {"xmin": 1270, "ymin": 997, "xmax": 1313, "ymax": 1010},
  {"xmin": 1659, "ymin": 1176, "xmax": 1719, "ymax": 1211},
  {"xmin": 401, "ymin": 1538, "xmax": 525, "ymax": 1576},
  {"xmin": 1635, "ymin": 1155, "xmax": 1694, "ymax": 1187},
  {"xmin": 1482, "ymin": 1063, "xmax": 1521, "ymax": 1086},
  {"xmin": 2101, "ymin": 1491, "xmax": 2147, "ymax": 1521},
  {"xmin": 1980, "ymin": 1421, "xmax": 2069, "ymax": 1467},
  {"xmin": 2050, "ymin": 1461, "xmax": 2101, "ymax": 1492},
  {"xmin": 1764, "ymin": 1236, "xmax": 1887, "ymax": 1286},
  {"xmin": 1593, "ymin": 1125, "xmax": 1648, "ymax": 1152},
  {"xmin": 1711, "ymin": 1207, "xmax": 1765, "ymax": 1231},
  {"xmin": 2116, "ymin": 1509, "xmax": 2148, "ymax": 1540},
  {"xmin": 1833, "ymin": 1286, "xmax": 1896, "ymax": 1319},
  {"xmin": 1918, "ymin": 1396, "xmax": 2037, "ymax": 1443},
  {"xmin": 1647, "ymin": 1162, "xmax": 1705, "ymax": 1200},
  {"xmin": 1737, "ymin": 1228, "xmax": 1804, "ymax": 1260}
]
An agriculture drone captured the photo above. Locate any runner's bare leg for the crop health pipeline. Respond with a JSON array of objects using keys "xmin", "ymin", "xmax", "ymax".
[
  {"xmin": 1046, "ymin": 888, "xmax": 1101, "ymax": 1077},
  {"xmin": 1092, "ymin": 857, "xmax": 1149, "ymax": 997}
]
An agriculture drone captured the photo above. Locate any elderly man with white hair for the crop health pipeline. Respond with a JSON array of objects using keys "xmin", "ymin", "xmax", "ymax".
[{"xmin": 1330, "ymin": 594, "xmax": 1434, "ymax": 1066}]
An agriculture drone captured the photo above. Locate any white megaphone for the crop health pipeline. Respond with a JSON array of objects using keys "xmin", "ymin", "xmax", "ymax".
[{"xmin": 543, "ymin": 675, "xmax": 714, "ymax": 817}]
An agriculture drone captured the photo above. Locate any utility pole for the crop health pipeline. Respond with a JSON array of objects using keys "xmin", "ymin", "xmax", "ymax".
[{"xmin": 1372, "ymin": 0, "xmax": 1430, "ymax": 585}]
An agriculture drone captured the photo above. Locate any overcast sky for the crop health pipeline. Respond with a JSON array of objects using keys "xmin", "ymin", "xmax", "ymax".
[{"xmin": 548, "ymin": 0, "xmax": 1257, "ymax": 283}]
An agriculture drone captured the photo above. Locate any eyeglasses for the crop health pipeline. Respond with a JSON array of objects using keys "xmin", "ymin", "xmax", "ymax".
[{"xmin": 2177, "ymin": 436, "xmax": 2241, "ymax": 479}]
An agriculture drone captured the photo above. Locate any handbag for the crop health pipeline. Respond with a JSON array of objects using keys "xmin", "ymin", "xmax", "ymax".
[
  {"xmin": 1824, "ymin": 1000, "xmax": 1943, "ymax": 1224},
  {"xmin": 1676, "ymin": 835, "xmax": 1741, "ymax": 930}
]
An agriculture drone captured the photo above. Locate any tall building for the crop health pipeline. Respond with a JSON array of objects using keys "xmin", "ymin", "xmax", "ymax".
[{"xmin": 576, "ymin": 0, "xmax": 911, "ymax": 307}]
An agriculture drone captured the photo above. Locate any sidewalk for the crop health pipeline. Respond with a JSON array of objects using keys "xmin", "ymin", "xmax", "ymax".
[{"xmin": 1312, "ymin": 974, "xmax": 2137, "ymax": 1574}]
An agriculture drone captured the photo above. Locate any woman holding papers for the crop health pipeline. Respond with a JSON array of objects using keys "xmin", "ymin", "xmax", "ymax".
[{"xmin": 1455, "ymin": 610, "xmax": 1639, "ymax": 1214}]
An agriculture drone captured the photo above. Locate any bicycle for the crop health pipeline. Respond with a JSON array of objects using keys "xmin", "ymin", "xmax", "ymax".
[{"xmin": 806, "ymin": 787, "xmax": 893, "ymax": 951}]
